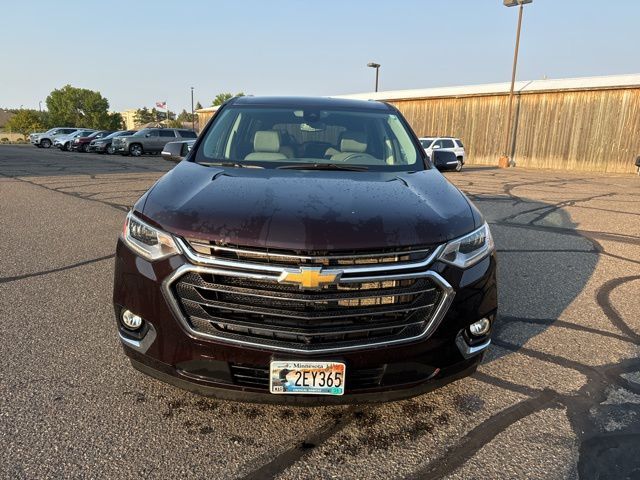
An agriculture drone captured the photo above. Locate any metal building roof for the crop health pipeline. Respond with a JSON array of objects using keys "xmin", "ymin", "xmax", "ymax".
[{"xmin": 333, "ymin": 73, "xmax": 640, "ymax": 101}]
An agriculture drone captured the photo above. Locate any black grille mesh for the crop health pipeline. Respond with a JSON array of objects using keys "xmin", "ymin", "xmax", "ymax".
[{"xmin": 172, "ymin": 270, "xmax": 442, "ymax": 350}]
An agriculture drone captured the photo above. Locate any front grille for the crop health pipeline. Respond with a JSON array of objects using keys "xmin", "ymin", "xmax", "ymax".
[
  {"xmin": 185, "ymin": 239, "xmax": 433, "ymax": 268},
  {"xmin": 230, "ymin": 363, "xmax": 386, "ymax": 391},
  {"xmin": 168, "ymin": 240, "xmax": 448, "ymax": 352}
]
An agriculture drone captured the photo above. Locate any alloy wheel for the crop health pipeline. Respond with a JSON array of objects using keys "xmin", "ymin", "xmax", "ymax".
[{"xmin": 130, "ymin": 144, "xmax": 143, "ymax": 157}]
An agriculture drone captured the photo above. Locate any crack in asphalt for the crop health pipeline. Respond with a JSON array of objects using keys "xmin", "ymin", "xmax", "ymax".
[
  {"xmin": 596, "ymin": 275, "xmax": 640, "ymax": 344},
  {"xmin": 402, "ymin": 176, "xmax": 640, "ymax": 479},
  {"xmin": 406, "ymin": 389, "xmax": 562, "ymax": 480},
  {"xmin": 0, "ymin": 254, "xmax": 115, "ymax": 284},
  {"xmin": 239, "ymin": 408, "xmax": 358, "ymax": 480},
  {"xmin": 0, "ymin": 172, "xmax": 132, "ymax": 212},
  {"xmin": 498, "ymin": 314, "xmax": 636, "ymax": 344}
]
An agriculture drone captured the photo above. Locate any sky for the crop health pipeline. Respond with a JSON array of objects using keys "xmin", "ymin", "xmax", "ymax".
[{"xmin": 1, "ymin": 0, "xmax": 639, "ymax": 113}]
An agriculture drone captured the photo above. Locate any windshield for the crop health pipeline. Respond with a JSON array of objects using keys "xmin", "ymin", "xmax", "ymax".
[
  {"xmin": 107, "ymin": 131, "xmax": 134, "ymax": 138},
  {"xmin": 194, "ymin": 106, "xmax": 426, "ymax": 171}
]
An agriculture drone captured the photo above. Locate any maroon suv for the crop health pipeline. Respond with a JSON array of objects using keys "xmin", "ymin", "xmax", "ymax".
[
  {"xmin": 113, "ymin": 96, "xmax": 497, "ymax": 404},
  {"xmin": 71, "ymin": 130, "xmax": 114, "ymax": 152}
]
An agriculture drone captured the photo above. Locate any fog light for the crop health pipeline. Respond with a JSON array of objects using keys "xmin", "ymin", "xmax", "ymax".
[
  {"xmin": 122, "ymin": 309, "xmax": 143, "ymax": 330},
  {"xmin": 469, "ymin": 318, "xmax": 491, "ymax": 336}
]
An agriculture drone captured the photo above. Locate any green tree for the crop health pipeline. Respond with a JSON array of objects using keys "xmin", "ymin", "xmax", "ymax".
[
  {"xmin": 195, "ymin": 101, "xmax": 203, "ymax": 110},
  {"xmin": 166, "ymin": 119, "xmax": 183, "ymax": 128},
  {"xmin": 134, "ymin": 107, "xmax": 155, "ymax": 126},
  {"xmin": 107, "ymin": 112, "xmax": 124, "ymax": 130},
  {"xmin": 4, "ymin": 109, "xmax": 45, "ymax": 139},
  {"xmin": 212, "ymin": 92, "xmax": 245, "ymax": 106},
  {"xmin": 45, "ymin": 84, "xmax": 116, "ymax": 129},
  {"xmin": 177, "ymin": 109, "xmax": 196, "ymax": 122}
]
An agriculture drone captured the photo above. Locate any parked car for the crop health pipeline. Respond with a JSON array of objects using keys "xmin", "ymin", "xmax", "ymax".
[
  {"xmin": 161, "ymin": 139, "xmax": 196, "ymax": 162},
  {"xmin": 89, "ymin": 130, "xmax": 137, "ymax": 154},
  {"xmin": 71, "ymin": 130, "xmax": 114, "ymax": 152},
  {"xmin": 419, "ymin": 137, "xmax": 466, "ymax": 171},
  {"xmin": 431, "ymin": 150, "xmax": 466, "ymax": 172},
  {"xmin": 54, "ymin": 129, "xmax": 95, "ymax": 151},
  {"xmin": 30, "ymin": 128, "xmax": 79, "ymax": 148},
  {"xmin": 114, "ymin": 128, "xmax": 197, "ymax": 157},
  {"xmin": 114, "ymin": 96, "xmax": 497, "ymax": 404}
]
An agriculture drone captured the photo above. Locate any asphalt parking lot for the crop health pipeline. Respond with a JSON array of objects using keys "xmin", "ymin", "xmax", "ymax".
[{"xmin": 1, "ymin": 145, "xmax": 639, "ymax": 480}]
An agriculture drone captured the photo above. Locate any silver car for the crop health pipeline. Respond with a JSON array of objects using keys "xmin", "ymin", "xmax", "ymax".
[
  {"xmin": 30, "ymin": 128, "xmax": 79, "ymax": 148},
  {"xmin": 114, "ymin": 128, "xmax": 197, "ymax": 157},
  {"xmin": 54, "ymin": 129, "xmax": 96, "ymax": 151}
]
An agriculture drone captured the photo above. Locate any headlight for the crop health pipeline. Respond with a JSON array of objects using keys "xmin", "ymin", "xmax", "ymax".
[
  {"xmin": 438, "ymin": 223, "xmax": 494, "ymax": 269},
  {"xmin": 122, "ymin": 211, "xmax": 180, "ymax": 260}
]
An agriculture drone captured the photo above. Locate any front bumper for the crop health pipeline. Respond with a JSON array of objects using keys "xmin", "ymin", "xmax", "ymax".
[
  {"xmin": 89, "ymin": 143, "xmax": 107, "ymax": 152},
  {"xmin": 113, "ymin": 239, "xmax": 497, "ymax": 404}
]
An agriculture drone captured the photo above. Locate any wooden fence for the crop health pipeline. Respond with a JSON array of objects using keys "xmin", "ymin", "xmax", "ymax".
[{"xmin": 390, "ymin": 87, "xmax": 640, "ymax": 174}]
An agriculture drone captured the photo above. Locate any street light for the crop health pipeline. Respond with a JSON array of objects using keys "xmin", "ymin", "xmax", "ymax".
[
  {"xmin": 190, "ymin": 87, "xmax": 195, "ymax": 131},
  {"xmin": 367, "ymin": 62, "xmax": 381, "ymax": 92},
  {"xmin": 499, "ymin": 0, "xmax": 532, "ymax": 168}
]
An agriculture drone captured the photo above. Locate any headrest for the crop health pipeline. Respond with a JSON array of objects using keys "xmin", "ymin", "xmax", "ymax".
[
  {"xmin": 253, "ymin": 131, "xmax": 281, "ymax": 153},
  {"xmin": 340, "ymin": 132, "xmax": 367, "ymax": 153}
]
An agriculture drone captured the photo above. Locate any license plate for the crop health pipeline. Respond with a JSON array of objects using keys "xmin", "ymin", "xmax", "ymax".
[{"xmin": 269, "ymin": 361, "xmax": 345, "ymax": 395}]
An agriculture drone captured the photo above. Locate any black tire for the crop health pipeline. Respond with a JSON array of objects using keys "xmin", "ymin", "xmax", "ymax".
[
  {"xmin": 455, "ymin": 159, "xmax": 463, "ymax": 172},
  {"xmin": 129, "ymin": 144, "xmax": 143, "ymax": 157},
  {"xmin": 40, "ymin": 138, "xmax": 51, "ymax": 148},
  {"xmin": 106, "ymin": 144, "xmax": 115, "ymax": 155},
  {"xmin": 81, "ymin": 144, "xmax": 89, "ymax": 153},
  {"xmin": 62, "ymin": 142, "xmax": 70, "ymax": 151}
]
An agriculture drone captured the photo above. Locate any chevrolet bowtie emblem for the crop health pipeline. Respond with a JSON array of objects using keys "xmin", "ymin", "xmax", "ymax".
[{"xmin": 278, "ymin": 267, "xmax": 342, "ymax": 289}]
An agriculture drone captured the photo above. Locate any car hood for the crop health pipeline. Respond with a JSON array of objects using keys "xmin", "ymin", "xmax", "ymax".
[{"xmin": 138, "ymin": 161, "xmax": 476, "ymax": 251}]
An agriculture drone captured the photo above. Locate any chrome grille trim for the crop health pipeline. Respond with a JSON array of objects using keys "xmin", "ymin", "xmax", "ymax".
[
  {"xmin": 188, "ymin": 240, "xmax": 433, "ymax": 261},
  {"xmin": 179, "ymin": 279, "xmax": 437, "ymax": 304},
  {"xmin": 175, "ymin": 237, "xmax": 446, "ymax": 276},
  {"xmin": 190, "ymin": 314, "xmax": 426, "ymax": 336},
  {"xmin": 162, "ymin": 264, "xmax": 455, "ymax": 354},
  {"xmin": 179, "ymin": 296, "xmax": 436, "ymax": 320}
]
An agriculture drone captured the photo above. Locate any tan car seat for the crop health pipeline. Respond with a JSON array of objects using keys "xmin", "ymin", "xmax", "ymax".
[
  {"xmin": 329, "ymin": 132, "xmax": 368, "ymax": 162},
  {"xmin": 244, "ymin": 131, "xmax": 288, "ymax": 161}
]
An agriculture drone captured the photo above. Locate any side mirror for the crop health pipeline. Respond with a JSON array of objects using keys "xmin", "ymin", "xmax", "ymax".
[
  {"xmin": 145, "ymin": 133, "xmax": 151, "ymax": 137},
  {"xmin": 161, "ymin": 141, "xmax": 189, "ymax": 163},
  {"xmin": 431, "ymin": 150, "xmax": 457, "ymax": 171},
  {"xmin": 432, "ymin": 144, "xmax": 441, "ymax": 149}
]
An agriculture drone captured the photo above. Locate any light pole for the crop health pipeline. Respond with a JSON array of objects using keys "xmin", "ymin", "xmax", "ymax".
[
  {"xmin": 39, "ymin": 101, "xmax": 42, "ymax": 112},
  {"xmin": 190, "ymin": 87, "xmax": 195, "ymax": 131},
  {"xmin": 499, "ymin": 0, "xmax": 532, "ymax": 168},
  {"xmin": 367, "ymin": 62, "xmax": 381, "ymax": 92}
]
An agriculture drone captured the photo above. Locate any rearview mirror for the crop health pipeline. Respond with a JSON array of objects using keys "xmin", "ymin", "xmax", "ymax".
[{"xmin": 161, "ymin": 141, "xmax": 189, "ymax": 163}]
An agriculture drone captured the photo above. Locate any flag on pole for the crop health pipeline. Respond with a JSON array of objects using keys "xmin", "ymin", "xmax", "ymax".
[{"xmin": 156, "ymin": 101, "xmax": 167, "ymax": 109}]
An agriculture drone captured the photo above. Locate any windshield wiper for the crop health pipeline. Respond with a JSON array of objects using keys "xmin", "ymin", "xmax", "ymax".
[
  {"xmin": 277, "ymin": 163, "xmax": 369, "ymax": 171},
  {"xmin": 199, "ymin": 161, "xmax": 261, "ymax": 169}
]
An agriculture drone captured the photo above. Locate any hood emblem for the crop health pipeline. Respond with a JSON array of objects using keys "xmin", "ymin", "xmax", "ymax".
[{"xmin": 278, "ymin": 267, "xmax": 342, "ymax": 289}]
